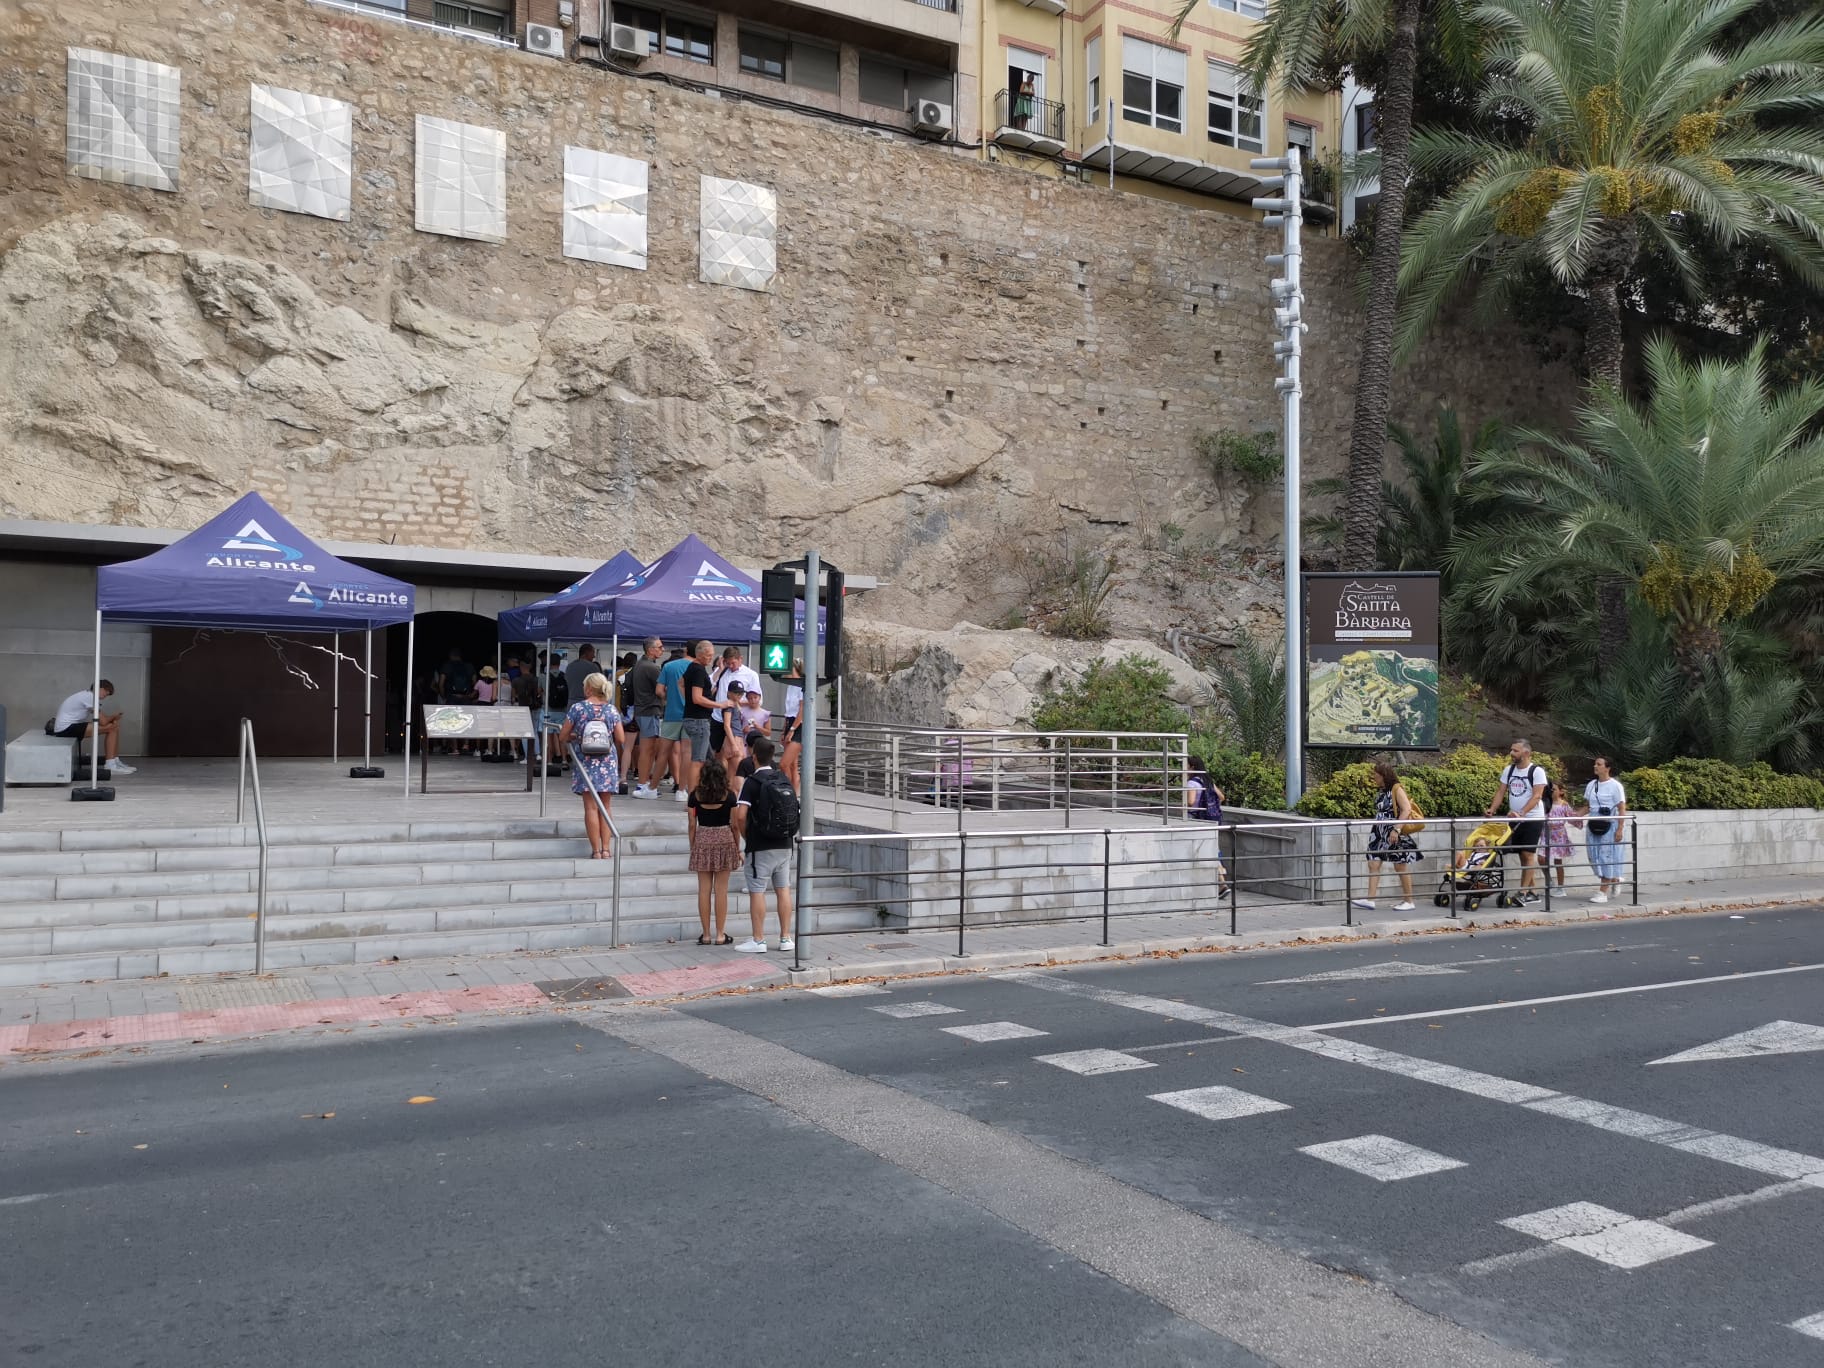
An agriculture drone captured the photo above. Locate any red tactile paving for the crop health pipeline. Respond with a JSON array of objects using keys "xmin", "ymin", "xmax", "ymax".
[
  {"xmin": 615, "ymin": 960, "xmax": 777, "ymax": 997},
  {"xmin": 1, "ymin": 983, "xmax": 545, "ymax": 1057}
]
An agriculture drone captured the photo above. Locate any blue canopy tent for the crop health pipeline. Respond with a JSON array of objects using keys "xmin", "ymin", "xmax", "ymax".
[
  {"xmin": 496, "ymin": 550, "xmax": 642, "ymax": 642},
  {"xmin": 92, "ymin": 492, "xmax": 416, "ymax": 792},
  {"xmin": 578, "ymin": 534, "xmax": 825, "ymax": 648}
]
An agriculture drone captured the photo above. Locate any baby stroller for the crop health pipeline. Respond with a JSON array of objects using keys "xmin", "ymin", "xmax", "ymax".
[{"xmin": 1434, "ymin": 820, "xmax": 1522, "ymax": 911}]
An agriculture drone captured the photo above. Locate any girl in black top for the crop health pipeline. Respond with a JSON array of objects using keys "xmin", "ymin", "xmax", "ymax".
[{"xmin": 687, "ymin": 762, "xmax": 740, "ymax": 944}]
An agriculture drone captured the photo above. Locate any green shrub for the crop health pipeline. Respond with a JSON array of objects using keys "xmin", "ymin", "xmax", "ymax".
[
  {"xmin": 1293, "ymin": 761, "xmax": 1380, "ymax": 818},
  {"xmin": 1030, "ymin": 655, "xmax": 1190, "ymax": 738},
  {"xmin": 1196, "ymin": 745, "xmax": 1288, "ymax": 811},
  {"xmin": 1294, "ymin": 745, "xmax": 1567, "ymax": 819},
  {"xmin": 1621, "ymin": 758, "xmax": 1824, "ymax": 810},
  {"xmin": 1197, "ymin": 430, "xmax": 1283, "ymax": 485}
]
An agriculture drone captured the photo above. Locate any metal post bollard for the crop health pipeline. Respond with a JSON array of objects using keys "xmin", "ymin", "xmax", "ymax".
[
  {"xmin": 956, "ymin": 829, "xmax": 969, "ymax": 958},
  {"xmin": 1630, "ymin": 820, "xmax": 1640, "ymax": 906},
  {"xmin": 1447, "ymin": 816, "xmax": 1458, "ymax": 918},
  {"xmin": 1343, "ymin": 820, "xmax": 1354, "ymax": 926},
  {"xmin": 1063, "ymin": 738, "xmax": 1073, "ymax": 829},
  {"xmin": 1225, "ymin": 822, "xmax": 1239, "ymax": 935},
  {"xmin": 1100, "ymin": 828, "xmax": 1112, "ymax": 946}
]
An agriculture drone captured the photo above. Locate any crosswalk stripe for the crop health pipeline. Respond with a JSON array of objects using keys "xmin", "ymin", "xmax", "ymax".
[
  {"xmin": 1148, "ymin": 1085, "xmax": 1289, "ymax": 1121},
  {"xmin": 1035, "ymin": 1049, "xmax": 1156, "ymax": 1076},
  {"xmin": 1299, "ymin": 1135, "xmax": 1466, "ymax": 1182}
]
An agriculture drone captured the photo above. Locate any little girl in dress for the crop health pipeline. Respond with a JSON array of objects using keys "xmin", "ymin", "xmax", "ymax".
[{"xmin": 1544, "ymin": 782, "xmax": 1574, "ymax": 888}]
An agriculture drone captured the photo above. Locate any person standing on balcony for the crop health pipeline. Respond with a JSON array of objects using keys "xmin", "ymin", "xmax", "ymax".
[{"xmin": 1013, "ymin": 73, "xmax": 1035, "ymax": 130}]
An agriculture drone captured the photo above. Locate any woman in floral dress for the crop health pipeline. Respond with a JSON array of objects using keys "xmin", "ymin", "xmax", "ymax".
[
  {"xmin": 1352, "ymin": 761, "xmax": 1423, "ymax": 912},
  {"xmin": 555, "ymin": 672, "xmax": 623, "ymax": 859}
]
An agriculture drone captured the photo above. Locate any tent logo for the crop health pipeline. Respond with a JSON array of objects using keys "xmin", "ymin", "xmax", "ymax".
[
  {"xmin": 288, "ymin": 581, "xmax": 323, "ymax": 610},
  {"xmin": 691, "ymin": 561, "xmax": 752, "ymax": 595},
  {"xmin": 223, "ymin": 518, "xmax": 304, "ymax": 563}
]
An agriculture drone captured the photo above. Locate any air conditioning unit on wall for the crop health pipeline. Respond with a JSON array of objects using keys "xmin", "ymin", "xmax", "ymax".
[
  {"xmin": 525, "ymin": 22, "xmax": 565, "ymax": 57},
  {"xmin": 914, "ymin": 100, "xmax": 953, "ymax": 136},
  {"xmin": 608, "ymin": 23, "xmax": 645, "ymax": 57}
]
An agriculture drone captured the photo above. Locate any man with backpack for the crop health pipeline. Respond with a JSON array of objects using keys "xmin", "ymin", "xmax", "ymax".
[
  {"xmin": 1486, "ymin": 738, "xmax": 1548, "ymax": 903},
  {"xmin": 731, "ymin": 736, "xmax": 799, "ymax": 954}
]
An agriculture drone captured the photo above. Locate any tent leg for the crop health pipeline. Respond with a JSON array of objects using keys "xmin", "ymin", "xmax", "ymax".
[
  {"xmin": 539, "ymin": 635, "xmax": 551, "ymax": 818},
  {"xmin": 403, "ymin": 618, "xmax": 415, "ymax": 802},
  {"xmin": 332, "ymin": 630, "xmax": 340, "ymax": 770},
  {"xmin": 350, "ymin": 627, "xmax": 383, "ymax": 778},
  {"xmin": 493, "ymin": 643, "xmax": 503, "ymax": 761},
  {"xmin": 72, "ymin": 608, "xmax": 113, "ymax": 802}
]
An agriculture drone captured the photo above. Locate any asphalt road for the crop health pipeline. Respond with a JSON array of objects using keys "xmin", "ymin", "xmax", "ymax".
[{"xmin": 4, "ymin": 908, "xmax": 1822, "ymax": 1367}]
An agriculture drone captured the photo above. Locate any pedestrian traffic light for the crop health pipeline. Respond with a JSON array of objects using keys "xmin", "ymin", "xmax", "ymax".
[
  {"xmin": 820, "ymin": 565, "xmax": 844, "ymax": 684},
  {"xmin": 760, "ymin": 566, "xmax": 797, "ymax": 679}
]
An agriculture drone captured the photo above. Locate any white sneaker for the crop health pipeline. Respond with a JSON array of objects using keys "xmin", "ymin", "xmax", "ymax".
[
  {"xmin": 674, "ymin": 789, "xmax": 689, "ymax": 803},
  {"xmin": 634, "ymin": 784, "xmax": 657, "ymax": 799},
  {"xmin": 777, "ymin": 938, "xmax": 795, "ymax": 952},
  {"xmin": 1350, "ymin": 898, "xmax": 1375, "ymax": 910},
  {"xmin": 1393, "ymin": 900, "xmax": 1415, "ymax": 911},
  {"xmin": 734, "ymin": 938, "xmax": 768, "ymax": 954},
  {"xmin": 1590, "ymin": 891, "xmax": 1609, "ymax": 904},
  {"xmin": 108, "ymin": 761, "xmax": 136, "ymax": 775}
]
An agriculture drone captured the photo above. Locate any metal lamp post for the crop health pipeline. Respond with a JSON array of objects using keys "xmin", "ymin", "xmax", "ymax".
[{"xmin": 1251, "ymin": 148, "xmax": 1307, "ymax": 806}]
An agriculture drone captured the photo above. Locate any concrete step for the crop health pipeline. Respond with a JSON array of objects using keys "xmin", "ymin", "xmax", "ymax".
[
  {"xmin": 0, "ymin": 870, "xmax": 700, "ymax": 929},
  {"xmin": 0, "ymin": 810, "xmax": 690, "ymax": 855}
]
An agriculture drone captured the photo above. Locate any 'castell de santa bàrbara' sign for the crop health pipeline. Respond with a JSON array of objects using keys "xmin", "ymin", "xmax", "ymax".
[{"xmin": 1301, "ymin": 572, "xmax": 1442, "ymax": 750}]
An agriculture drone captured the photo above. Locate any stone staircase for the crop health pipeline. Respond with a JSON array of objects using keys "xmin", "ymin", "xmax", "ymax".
[{"xmin": 0, "ymin": 810, "xmax": 876, "ymax": 987}]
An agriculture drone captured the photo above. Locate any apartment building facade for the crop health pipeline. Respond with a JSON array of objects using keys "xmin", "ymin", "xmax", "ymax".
[{"xmin": 338, "ymin": 0, "xmax": 1354, "ymax": 223}]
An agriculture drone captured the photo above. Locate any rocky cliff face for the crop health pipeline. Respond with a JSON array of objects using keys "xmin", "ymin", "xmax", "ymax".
[{"xmin": 0, "ymin": 0, "xmax": 1580, "ymax": 646}]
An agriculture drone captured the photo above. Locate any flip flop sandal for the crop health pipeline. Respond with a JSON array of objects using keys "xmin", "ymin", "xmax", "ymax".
[
  {"xmin": 718, "ymin": 934, "xmax": 735, "ymax": 946},
  {"xmin": 697, "ymin": 934, "xmax": 714, "ymax": 946}
]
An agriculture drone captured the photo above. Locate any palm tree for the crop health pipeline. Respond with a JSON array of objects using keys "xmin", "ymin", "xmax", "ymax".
[
  {"xmin": 1397, "ymin": 0, "xmax": 1824, "ymax": 390},
  {"xmin": 1180, "ymin": 0, "xmax": 1480, "ymax": 570},
  {"xmin": 1449, "ymin": 336, "xmax": 1824, "ymax": 679},
  {"xmin": 1379, "ymin": 408, "xmax": 1504, "ymax": 573}
]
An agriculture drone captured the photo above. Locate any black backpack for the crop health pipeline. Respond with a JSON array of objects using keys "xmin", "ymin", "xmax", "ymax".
[
  {"xmin": 747, "ymin": 769, "xmax": 801, "ymax": 842},
  {"xmin": 546, "ymin": 669, "xmax": 569, "ymax": 710}
]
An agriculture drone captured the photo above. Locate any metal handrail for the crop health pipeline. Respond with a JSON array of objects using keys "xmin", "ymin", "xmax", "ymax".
[
  {"xmin": 235, "ymin": 717, "xmax": 271, "ymax": 974},
  {"xmin": 567, "ymin": 742, "xmax": 624, "ymax": 948}
]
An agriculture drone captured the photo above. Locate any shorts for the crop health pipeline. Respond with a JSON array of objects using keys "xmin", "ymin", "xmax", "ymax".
[
  {"xmin": 709, "ymin": 720, "xmax": 727, "ymax": 754},
  {"xmin": 681, "ymin": 717, "xmax": 711, "ymax": 762},
  {"xmin": 743, "ymin": 846, "xmax": 793, "ymax": 894},
  {"xmin": 1509, "ymin": 818, "xmax": 1545, "ymax": 851},
  {"xmin": 50, "ymin": 721, "xmax": 88, "ymax": 738},
  {"xmin": 659, "ymin": 719, "xmax": 685, "ymax": 742},
  {"xmin": 636, "ymin": 714, "xmax": 664, "ymax": 739}
]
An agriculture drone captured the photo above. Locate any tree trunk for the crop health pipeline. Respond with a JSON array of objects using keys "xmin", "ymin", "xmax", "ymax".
[
  {"xmin": 1585, "ymin": 271, "xmax": 1625, "ymax": 393},
  {"xmin": 1341, "ymin": 0, "xmax": 1422, "ymax": 571}
]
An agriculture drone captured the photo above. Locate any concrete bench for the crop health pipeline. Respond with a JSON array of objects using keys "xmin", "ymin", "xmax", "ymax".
[{"xmin": 6, "ymin": 729, "xmax": 77, "ymax": 785}]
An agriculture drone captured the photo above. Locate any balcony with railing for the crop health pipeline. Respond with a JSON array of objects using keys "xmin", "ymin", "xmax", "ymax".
[{"xmin": 992, "ymin": 89, "xmax": 1067, "ymax": 156}]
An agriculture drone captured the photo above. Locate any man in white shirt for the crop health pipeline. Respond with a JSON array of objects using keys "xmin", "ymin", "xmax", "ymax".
[
  {"xmin": 1579, "ymin": 755, "xmax": 1629, "ymax": 903},
  {"xmin": 1485, "ymin": 737, "xmax": 1545, "ymax": 902},
  {"xmin": 49, "ymin": 679, "xmax": 135, "ymax": 775}
]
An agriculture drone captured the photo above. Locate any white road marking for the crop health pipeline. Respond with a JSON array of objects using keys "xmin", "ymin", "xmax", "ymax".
[
  {"xmin": 1260, "ymin": 961, "xmax": 1467, "ymax": 985},
  {"xmin": 1500, "ymin": 1202, "xmax": 1712, "ymax": 1270},
  {"xmin": 1299, "ymin": 961, "xmax": 1824, "ymax": 1031},
  {"xmin": 1461, "ymin": 1181, "xmax": 1810, "ymax": 1277},
  {"xmin": 1502, "ymin": 1202, "xmax": 1624, "ymax": 1241},
  {"xmin": 809, "ymin": 983, "xmax": 890, "ymax": 997},
  {"xmin": 1035, "ymin": 1048, "xmax": 1156, "ymax": 1075},
  {"xmin": 1148, "ymin": 1085, "xmax": 1290, "ymax": 1121},
  {"xmin": 0, "ymin": 1193, "xmax": 52, "ymax": 1206},
  {"xmin": 1003, "ymin": 970, "xmax": 1824, "ymax": 1187},
  {"xmin": 1126, "ymin": 1034, "xmax": 1249, "ymax": 1054},
  {"xmin": 1791, "ymin": 1311, "xmax": 1824, "ymax": 1342},
  {"xmin": 1648, "ymin": 1019, "xmax": 1824, "ymax": 1066},
  {"xmin": 941, "ymin": 1021, "xmax": 1049, "ymax": 1042},
  {"xmin": 1298, "ymin": 1134, "xmax": 1467, "ymax": 1182},
  {"xmin": 870, "ymin": 1002, "xmax": 963, "ymax": 1019}
]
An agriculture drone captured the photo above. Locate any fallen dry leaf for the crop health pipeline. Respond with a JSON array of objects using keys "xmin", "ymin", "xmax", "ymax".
[
  {"xmin": 132, "ymin": 1144, "xmax": 148, "ymax": 1150},
  {"xmin": 407, "ymin": 1095, "xmax": 436, "ymax": 1105},
  {"xmin": 300, "ymin": 1112, "xmax": 336, "ymax": 1120}
]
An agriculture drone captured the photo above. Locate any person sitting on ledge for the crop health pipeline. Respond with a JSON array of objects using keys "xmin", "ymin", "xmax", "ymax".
[{"xmin": 49, "ymin": 679, "xmax": 135, "ymax": 775}]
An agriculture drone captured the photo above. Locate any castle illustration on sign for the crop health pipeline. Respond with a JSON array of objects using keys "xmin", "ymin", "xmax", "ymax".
[{"xmin": 1307, "ymin": 648, "xmax": 1439, "ymax": 748}]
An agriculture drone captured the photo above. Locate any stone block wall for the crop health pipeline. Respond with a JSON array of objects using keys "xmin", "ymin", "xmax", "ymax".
[{"xmin": 0, "ymin": 0, "xmax": 1580, "ymax": 629}]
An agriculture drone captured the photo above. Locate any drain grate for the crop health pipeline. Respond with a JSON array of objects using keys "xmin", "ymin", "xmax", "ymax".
[{"xmin": 534, "ymin": 976, "xmax": 631, "ymax": 1003}]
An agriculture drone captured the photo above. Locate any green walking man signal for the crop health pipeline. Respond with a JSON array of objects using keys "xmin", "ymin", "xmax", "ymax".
[{"xmin": 760, "ymin": 561, "xmax": 845, "ymax": 682}]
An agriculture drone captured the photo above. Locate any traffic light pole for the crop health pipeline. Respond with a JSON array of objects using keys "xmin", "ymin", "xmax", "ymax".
[
  {"xmin": 1252, "ymin": 148, "xmax": 1306, "ymax": 806},
  {"xmin": 790, "ymin": 548, "xmax": 819, "ymax": 974}
]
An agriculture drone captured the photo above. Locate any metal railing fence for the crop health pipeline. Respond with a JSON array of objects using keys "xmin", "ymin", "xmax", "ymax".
[
  {"xmin": 994, "ymin": 89, "xmax": 1067, "ymax": 143},
  {"xmin": 790, "ymin": 811, "xmax": 1645, "ymax": 966},
  {"xmin": 235, "ymin": 717, "xmax": 271, "ymax": 974},
  {"xmin": 817, "ymin": 722, "xmax": 1192, "ymax": 831}
]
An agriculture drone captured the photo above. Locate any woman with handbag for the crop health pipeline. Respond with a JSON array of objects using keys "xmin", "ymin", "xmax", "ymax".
[
  {"xmin": 1576, "ymin": 756, "xmax": 1628, "ymax": 904},
  {"xmin": 1352, "ymin": 761, "xmax": 1423, "ymax": 912}
]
